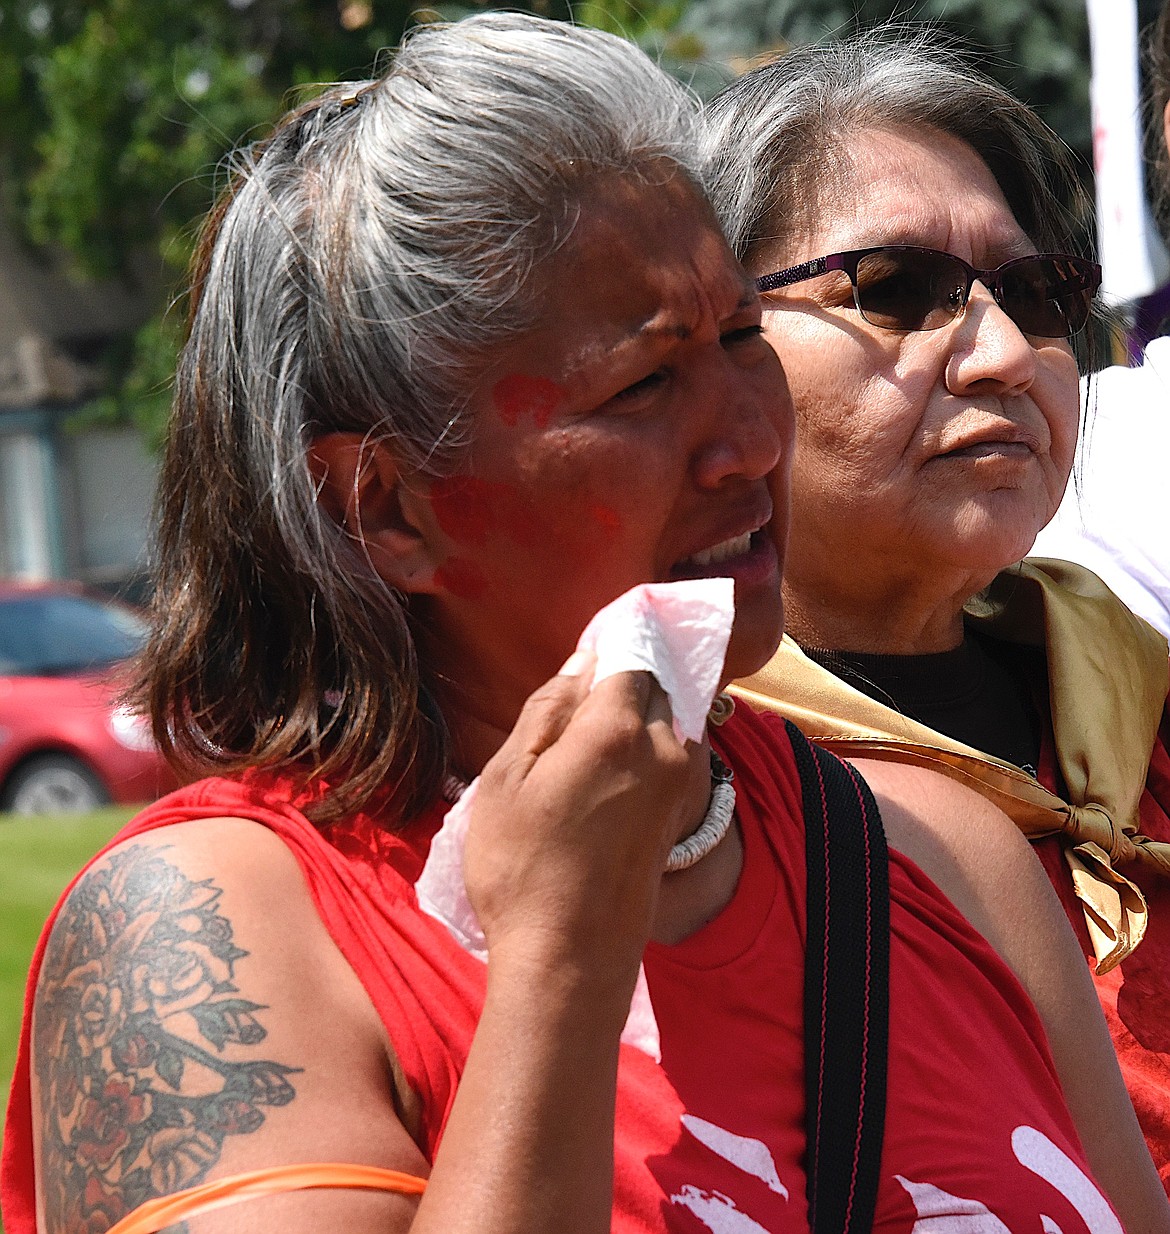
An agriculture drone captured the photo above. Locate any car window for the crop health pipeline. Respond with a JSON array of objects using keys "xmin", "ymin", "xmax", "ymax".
[{"xmin": 0, "ymin": 594, "xmax": 147, "ymax": 676}]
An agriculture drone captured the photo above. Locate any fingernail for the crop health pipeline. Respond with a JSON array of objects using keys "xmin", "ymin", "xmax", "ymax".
[{"xmin": 557, "ymin": 650, "xmax": 593, "ymax": 678}]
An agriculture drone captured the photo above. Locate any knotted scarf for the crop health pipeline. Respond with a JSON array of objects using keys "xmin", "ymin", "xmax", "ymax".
[{"xmin": 732, "ymin": 559, "xmax": 1170, "ymax": 973}]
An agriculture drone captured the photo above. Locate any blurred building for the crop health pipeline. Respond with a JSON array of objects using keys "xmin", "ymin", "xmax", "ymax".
[{"xmin": 0, "ymin": 225, "xmax": 158, "ymax": 598}]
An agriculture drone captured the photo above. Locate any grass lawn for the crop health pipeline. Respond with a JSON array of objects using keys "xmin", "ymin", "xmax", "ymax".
[{"xmin": 0, "ymin": 805, "xmax": 136, "ymax": 1204}]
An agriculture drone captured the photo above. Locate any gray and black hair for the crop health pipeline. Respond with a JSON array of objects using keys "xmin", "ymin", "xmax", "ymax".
[
  {"xmin": 700, "ymin": 31, "xmax": 1088, "ymax": 272},
  {"xmin": 142, "ymin": 12, "xmax": 702, "ymax": 822}
]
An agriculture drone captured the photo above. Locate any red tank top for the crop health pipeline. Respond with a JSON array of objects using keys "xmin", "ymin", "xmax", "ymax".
[
  {"xmin": 1033, "ymin": 703, "xmax": 1170, "ymax": 1192},
  {"xmin": 2, "ymin": 706, "xmax": 1119, "ymax": 1234}
]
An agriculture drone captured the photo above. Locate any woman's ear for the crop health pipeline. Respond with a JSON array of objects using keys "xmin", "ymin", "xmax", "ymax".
[{"xmin": 308, "ymin": 433, "xmax": 441, "ymax": 594}]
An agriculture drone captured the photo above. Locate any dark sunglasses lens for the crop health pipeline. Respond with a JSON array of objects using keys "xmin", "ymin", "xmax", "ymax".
[
  {"xmin": 853, "ymin": 250, "xmax": 968, "ymax": 331},
  {"xmin": 997, "ymin": 256, "xmax": 1097, "ymax": 337}
]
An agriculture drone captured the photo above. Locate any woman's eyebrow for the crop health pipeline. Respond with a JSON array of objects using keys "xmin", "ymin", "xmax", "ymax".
[{"xmin": 634, "ymin": 283, "xmax": 761, "ymax": 344}]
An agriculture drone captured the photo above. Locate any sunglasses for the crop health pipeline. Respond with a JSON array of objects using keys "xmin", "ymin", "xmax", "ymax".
[{"xmin": 755, "ymin": 245, "xmax": 1101, "ymax": 339}]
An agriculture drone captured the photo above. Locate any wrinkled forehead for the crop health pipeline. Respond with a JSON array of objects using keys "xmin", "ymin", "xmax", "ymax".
[
  {"xmin": 758, "ymin": 125, "xmax": 1032, "ymax": 270},
  {"xmin": 559, "ymin": 162, "xmax": 737, "ymax": 281},
  {"xmin": 519, "ymin": 167, "xmax": 755, "ymax": 382}
]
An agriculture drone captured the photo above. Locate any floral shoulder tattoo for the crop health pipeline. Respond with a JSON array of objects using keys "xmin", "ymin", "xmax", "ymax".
[{"xmin": 34, "ymin": 843, "xmax": 301, "ymax": 1234}]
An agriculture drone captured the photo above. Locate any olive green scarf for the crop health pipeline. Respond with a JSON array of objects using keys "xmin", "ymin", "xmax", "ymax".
[{"xmin": 732, "ymin": 559, "xmax": 1170, "ymax": 972}]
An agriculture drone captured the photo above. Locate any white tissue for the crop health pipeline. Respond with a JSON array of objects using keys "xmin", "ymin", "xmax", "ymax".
[
  {"xmin": 418, "ymin": 778, "xmax": 489, "ymax": 960},
  {"xmin": 576, "ymin": 578, "xmax": 735, "ymax": 744},
  {"xmin": 416, "ymin": 577, "xmax": 736, "ymax": 1060}
]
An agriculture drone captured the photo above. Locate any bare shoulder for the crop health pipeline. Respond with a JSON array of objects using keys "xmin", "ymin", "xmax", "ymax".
[
  {"xmin": 847, "ymin": 757, "xmax": 1034, "ymax": 860},
  {"xmin": 845, "ymin": 757, "xmax": 1054, "ymax": 944},
  {"xmin": 32, "ymin": 818, "xmax": 427, "ymax": 1233},
  {"xmin": 847, "ymin": 764, "xmax": 1170, "ymax": 1234}
]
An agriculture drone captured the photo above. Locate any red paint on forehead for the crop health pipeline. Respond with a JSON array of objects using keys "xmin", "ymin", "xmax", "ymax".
[
  {"xmin": 492, "ymin": 374, "xmax": 565, "ymax": 429},
  {"xmin": 435, "ymin": 558, "xmax": 489, "ymax": 600}
]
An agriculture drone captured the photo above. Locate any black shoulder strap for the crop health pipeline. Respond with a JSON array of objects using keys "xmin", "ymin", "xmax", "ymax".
[{"xmin": 787, "ymin": 721, "xmax": 890, "ymax": 1234}]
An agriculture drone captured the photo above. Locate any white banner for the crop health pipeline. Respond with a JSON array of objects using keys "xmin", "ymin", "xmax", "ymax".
[{"xmin": 1085, "ymin": 0, "xmax": 1168, "ymax": 303}]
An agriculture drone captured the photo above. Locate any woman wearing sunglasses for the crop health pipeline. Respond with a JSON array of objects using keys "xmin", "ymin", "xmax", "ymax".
[{"xmin": 704, "ymin": 32, "xmax": 1170, "ymax": 1187}]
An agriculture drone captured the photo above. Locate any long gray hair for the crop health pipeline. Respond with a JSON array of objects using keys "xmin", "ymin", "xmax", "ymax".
[
  {"xmin": 143, "ymin": 13, "xmax": 702, "ymax": 822},
  {"xmin": 700, "ymin": 31, "xmax": 1088, "ymax": 271}
]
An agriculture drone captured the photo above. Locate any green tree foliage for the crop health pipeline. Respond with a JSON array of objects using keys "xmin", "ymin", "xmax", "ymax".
[
  {"xmin": 1, "ymin": 2, "xmax": 450, "ymax": 274},
  {"xmin": 673, "ymin": 0, "xmax": 1092, "ymax": 157},
  {"xmin": 0, "ymin": 0, "xmax": 577, "ymax": 439},
  {"xmin": 0, "ymin": 0, "xmax": 1095, "ymax": 442}
]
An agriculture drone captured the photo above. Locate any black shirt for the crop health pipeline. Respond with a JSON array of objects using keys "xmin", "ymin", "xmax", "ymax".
[{"xmin": 802, "ymin": 630, "xmax": 1046, "ymax": 777}]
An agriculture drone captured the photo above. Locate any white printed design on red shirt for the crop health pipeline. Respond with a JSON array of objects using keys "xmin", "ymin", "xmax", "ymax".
[
  {"xmin": 669, "ymin": 1115, "xmax": 790, "ymax": 1233},
  {"xmin": 897, "ymin": 1126, "xmax": 1122, "ymax": 1234}
]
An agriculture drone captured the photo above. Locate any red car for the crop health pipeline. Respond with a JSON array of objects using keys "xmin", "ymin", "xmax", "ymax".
[{"xmin": 0, "ymin": 582, "xmax": 175, "ymax": 814}]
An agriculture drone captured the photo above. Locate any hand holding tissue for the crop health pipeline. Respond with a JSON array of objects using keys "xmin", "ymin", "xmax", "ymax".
[{"xmin": 415, "ymin": 577, "xmax": 736, "ymax": 1059}]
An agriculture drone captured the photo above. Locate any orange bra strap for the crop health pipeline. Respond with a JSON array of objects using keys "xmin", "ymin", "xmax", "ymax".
[{"xmin": 105, "ymin": 1162, "xmax": 428, "ymax": 1234}]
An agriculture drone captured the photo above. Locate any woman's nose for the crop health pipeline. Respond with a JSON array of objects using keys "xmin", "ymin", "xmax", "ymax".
[
  {"xmin": 692, "ymin": 359, "xmax": 794, "ymax": 489},
  {"xmin": 945, "ymin": 281, "xmax": 1038, "ymax": 397}
]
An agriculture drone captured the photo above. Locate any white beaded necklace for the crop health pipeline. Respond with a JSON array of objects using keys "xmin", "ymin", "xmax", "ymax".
[{"xmin": 664, "ymin": 748, "xmax": 736, "ymax": 872}]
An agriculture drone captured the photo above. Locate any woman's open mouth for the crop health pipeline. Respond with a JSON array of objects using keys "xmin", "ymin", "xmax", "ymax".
[
  {"xmin": 683, "ymin": 530, "xmax": 753, "ymax": 568},
  {"xmin": 671, "ymin": 527, "xmax": 776, "ymax": 583}
]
